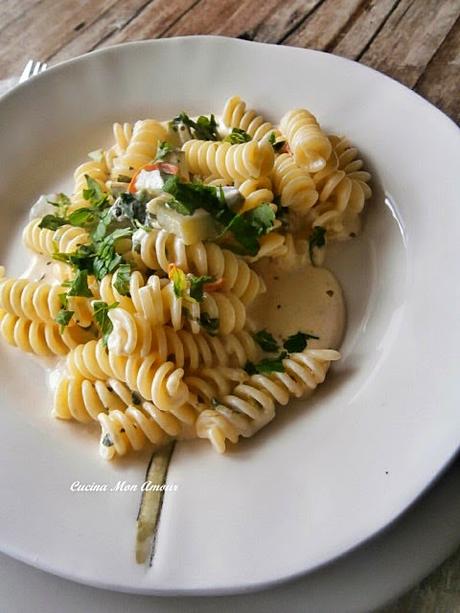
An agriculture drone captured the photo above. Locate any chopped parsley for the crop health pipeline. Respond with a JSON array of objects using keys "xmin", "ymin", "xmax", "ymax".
[
  {"xmin": 199, "ymin": 313, "xmax": 219, "ymax": 335},
  {"xmin": 268, "ymin": 132, "xmax": 286, "ymax": 152},
  {"xmin": 189, "ymin": 275, "xmax": 214, "ymax": 303},
  {"xmin": 170, "ymin": 112, "xmax": 219, "ymax": 141},
  {"xmin": 253, "ymin": 330, "xmax": 279, "ymax": 353},
  {"xmin": 163, "ymin": 176, "xmax": 275, "ymax": 256},
  {"xmin": 93, "ymin": 301, "xmax": 118, "ymax": 345},
  {"xmin": 55, "ymin": 308, "xmax": 74, "ymax": 331},
  {"xmin": 155, "ymin": 141, "xmax": 174, "ymax": 161},
  {"xmin": 245, "ymin": 352, "xmax": 287, "ymax": 375},
  {"xmin": 283, "ymin": 332, "xmax": 319, "ymax": 353},
  {"xmin": 113, "ymin": 263, "xmax": 131, "ymax": 296},
  {"xmin": 63, "ymin": 269, "xmax": 92, "ymax": 298},
  {"xmin": 82, "ymin": 175, "xmax": 109, "ymax": 209},
  {"xmin": 224, "ymin": 128, "xmax": 251, "ymax": 144},
  {"xmin": 38, "ymin": 215, "xmax": 67, "ymax": 231},
  {"xmin": 309, "ymin": 226, "xmax": 326, "ymax": 265}
]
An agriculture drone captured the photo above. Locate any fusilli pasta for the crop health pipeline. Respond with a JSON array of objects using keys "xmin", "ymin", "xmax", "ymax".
[{"xmin": 280, "ymin": 109, "xmax": 332, "ymax": 173}]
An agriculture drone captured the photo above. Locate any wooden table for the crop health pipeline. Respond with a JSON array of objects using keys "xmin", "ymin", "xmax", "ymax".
[{"xmin": 0, "ymin": 1, "xmax": 459, "ymax": 610}]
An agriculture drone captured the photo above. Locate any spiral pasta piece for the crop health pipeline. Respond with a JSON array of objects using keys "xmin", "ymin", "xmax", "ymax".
[
  {"xmin": 66, "ymin": 339, "xmax": 190, "ymax": 411},
  {"xmin": 97, "ymin": 399, "xmax": 198, "ymax": 460},
  {"xmin": 106, "ymin": 307, "xmax": 261, "ymax": 366},
  {"xmin": 237, "ymin": 177, "xmax": 274, "ymax": 213},
  {"xmin": 53, "ymin": 376, "xmax": 135, "ymax": 422},
  {"xmin": 272, "ymin": 153, "xmax": 318, "ymax": 214},
  {"xmin": 182, "ymin": 139, "xmax": 274, "ymax": 183},
  {"xmin": 311, "ymin": 135, "xmax": 372, "ymax": 239},
  {"xmin": 0, "ymin": 310, "xmax": 94, "ymax": 356},
  {"xmin": 222, "ymin": 95, "xmax": 281, "ymax": 142},
  {"xmin": 135, "ymin": 229, "xmax": 265, "ymax": 304},
  {"xmin": 100, "ymin": 271, "xmax": 246, "ymax": 334},
  {"xmin": 0, "ymin": 273, "xmax": 93, "ymax": 327},
  {"xmin": 195, "ymin": 349, "xmax": 340, "ymax": 452},
  {"xmin": 280, "ymin": 109, "xmax": 331, "ymax": 173},
  {"xmin": 70, "ymin": 158, "xmax": 109, "ymax": 211},
  {"xmin": 112, "ymin": 121, "xmax": 133, "ymax": 154},
  {"xmin": 22, "ymin": 217, "xmax": 90, "ymax": 256},
  {"xmin": 111, "ymin": 119, "xmax": 167, "ymax": 179}
]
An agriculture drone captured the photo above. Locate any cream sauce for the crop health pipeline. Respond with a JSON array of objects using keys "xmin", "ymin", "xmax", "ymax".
[{"xmin": 249, "ymin": 261, "xmax": 345, "ymax": 351}]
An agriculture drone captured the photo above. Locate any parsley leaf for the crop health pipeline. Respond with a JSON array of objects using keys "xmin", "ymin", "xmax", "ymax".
[
  {"xmin": 171, "ymin": 112, "xmax": 219, "ymax": 141},
  {"xmin": 189, "ymin": 275, "xmax": 214, "ymax": 303},
  {"xmin": 253, "ymin": 330, "xmax": 279, "ymax": 353},
  {"xmin": 221, "ymin": 203, "xmax": 275, "ymax": 256},
  {"xmin": 268, "ymin": 131, "xmax": 286, "ymax": 152},
  {"xmin": 67, "ymin": 207, "xmax": 98, "ymax": 228},
  {"xmin": 113, "ymin": 263, "xmax": 131, "ymax": 296},
  {"xmin": 245, "ymin": 352, "xmax": 287, "ymax": 375},
  {"xmin": 93, "ymin": 301, "xmax": 118, "ymax": 345},
  {"xmin": 64, "ymin": 269, "xmax": 93, "ymax": 298},
  {"xmin": 82, "ymin": 175, "xmax": 109, "ymax": 209},
  {"xmin": 283, "ymin": 332, "xmax": 319, "ymax": 353},
  {"xmin": 155, "ymin": 141, "xmax": 174, "ymax": 161},
  {"xmin": 199, "ymin": 313, "xmax": 219, "ymax": 335},
  {"xmin": 38, "ymin": 215, "xmax": 67, "ymax": 231},
  {"xmin": 162, "ymin": 176, "xmax": 219, "ymax": 215},
  {"xmin": 309, "ymin": 226, "xmax": 326, "ymax": 265},
  {"xmin": 268, "ymin": 132, "xmax": 276, "ymax": 145},
  {"xmin": 93, "ymin": 228, "xmax": 132, "ymax": 281},
  {"xmin": 224, "ymin": 128, "xmax": 251, "ymax": 144},
  {"xmin": 55, "ymin": 309, "xmax": 74, "ymax": 331}
]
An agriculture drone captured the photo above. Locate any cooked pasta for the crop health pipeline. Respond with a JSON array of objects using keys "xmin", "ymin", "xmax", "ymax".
[
  {"xmin": 280, "ymin": 109, "xmax": 332, "ymax": 173},
  {"xmin": 70, "ymin": 158, "xmax": 109, "ymax": 211},
  {"xmin": 53, "ymin": 376, "xmax": 133, "ymax": 422},
  {"xmin": 182, "ymin": 139, "xmax": 274, "ymax": 182},
  {"xmin": 66, "ymin": 339, "xmax": 190, "ymax": 411},
  {"xmin": 23, "ymin": 217, "xmax": 90, "ymax": 256},
  {"xmin": 135, "ymin": 228, "xmax": 266, "ymax": 303},
  {"xmin": 106, "ymin": 307, "xmax": 261, "ymax": 365},
  {"xmin": 110, "ymin": 119, "xmax": 167, "ymax": 179},
  {"xmin": 0, "ymin": 310, "xmax": 94, "ymax": 356},
  {"xmin": 311, "ymin": 135, "xmax": 372, "ymax": 239},
  {"xmin": 99, "ymin": 270, "xmax": 246, "ymax": 334},
  {"xmin": 222, "ymin": 95, "xmax": 281, "ymax": 142},
  {"xmin": 272, "ymin": 153, "xmax": 318, "ymax": 214},
  {"xmin": 0, "ymin": 272, "xmax": 93, "ymax": 327},
  {"xmin": 1, "ymin": 96, "xmax": 369, "ymax": 460},
  {"xmin": 195, "ymin": 349, "xmax": 340, "ymax": 452}
]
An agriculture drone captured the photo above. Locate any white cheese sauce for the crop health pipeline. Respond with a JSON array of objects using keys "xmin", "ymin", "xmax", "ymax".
[{"xmin": 249, "ymin": 260, "xmax": 345, "ymax": 351}]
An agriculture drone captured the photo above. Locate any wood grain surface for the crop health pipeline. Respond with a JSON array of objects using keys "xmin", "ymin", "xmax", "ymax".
[{"xmin": 0, "ymin": 1, "xmax": 459, "ymax": 611}]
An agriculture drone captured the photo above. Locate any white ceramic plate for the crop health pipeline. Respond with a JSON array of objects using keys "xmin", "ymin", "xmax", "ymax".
[{"xmin": 0, "ymin": 36, "xmax": 458, "ymax": 595}]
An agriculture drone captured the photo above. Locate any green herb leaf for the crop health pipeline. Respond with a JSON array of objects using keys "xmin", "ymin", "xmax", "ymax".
[
  {"xmin": 189, "ymin": 275, "xmax": 214, "ymax": 303},
  {"xmin": 93, "ymin": 227, "xmax": 132, "ymax": 281},
  {"xmin": 93, "ymin": 301, "xmax": 118, "ymax": 345},
  {"xmin": 48, "ymin": 193, "xmax": 71, "ymax": 211},
  {"xmin": 58, "ymin": 292, "xmax": 68, "ymax": 309},
  {"xmin": 309, "ymin": 226, "xmax": 326, "ymax": 265},
  {"xmin": 222, "ymin": 203, "xmax": 275, "ymax": 256},
  {"xmin": 55, "ymin": 309, "xmax": 74, "ymax": 330},
  {"xmin": 38, "ymin": 215, "xmax": 67, "ymax": 231},
  {"xmin": 155, "ymin": 141, "xmax": 174, "ymax": 161},
  {"xmin": 283, "ymin": 331, "xmax": 319, "ymax": 353},
  {"xmin": 245, "ymin": 352, "xmax": 287, "ymax": 375},
  {"xmin": 224, "ymin": 128, "xmax": 251, "ymax": 144},
  {"xmin": 171, "ymin": 112, "xmax": 219, "ymax": 141},
  {"xmin": 199, "ymin": 313, "xmax": 219, "ymax": 335},
  {"xmin": 64, "ymin": 269, "xmax": 93, "ymax": 298},
  {"xmin": 113, "ymin": 263, "xmax": 131, "ymax": 296},
  {"xmin": 268, "ymin": 132, "xmax": 276, "ymax": 145},
  {"xmin": 67, "ymin": 207, "xmax": 97, "ymax": 228},
  {"xmin": 253, "ymin": 330, "xmax": 279, "ymax": 353},
  {"xmin": 82, "ymin": 175, "xmax": 109, "ymax": 209}
]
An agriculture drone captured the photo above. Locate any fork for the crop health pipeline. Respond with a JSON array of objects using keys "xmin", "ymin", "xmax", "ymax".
[{"xmin": 19, "ymin": 59, "xmax": 48, "ymax": 83}]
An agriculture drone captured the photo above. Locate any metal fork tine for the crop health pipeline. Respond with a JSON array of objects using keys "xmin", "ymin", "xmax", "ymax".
[
  {"xmin": 19, "ymin": 59, "xmax": 34, "ymax": 83},
  {"xmin": 32, "ymin": 61, "xmax": 41, "ymax": 77}
]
